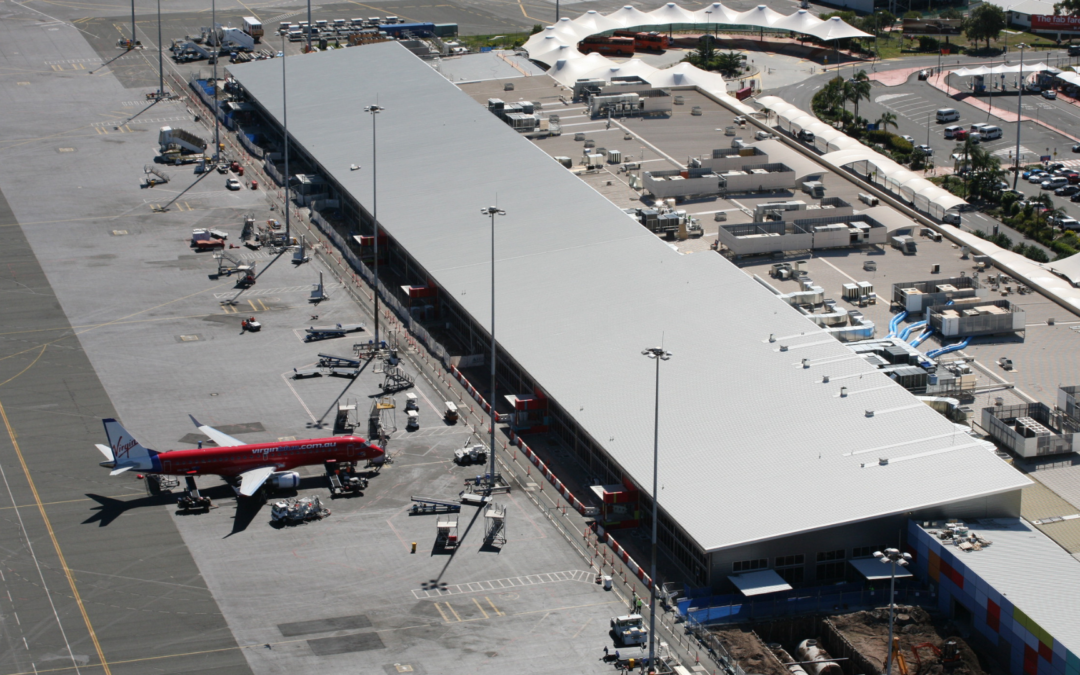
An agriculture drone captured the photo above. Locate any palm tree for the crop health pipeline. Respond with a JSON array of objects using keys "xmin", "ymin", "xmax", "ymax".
[
  {"xmin": 850, "ymin": 71, "xmax": 871, "ymax": 121},
  {"xmin": 696, "ymin": 35, "xmax": 716, "ymax": 68},
  {"xmin": 714, "ymin": 51, "xmax": 744, "ymax": 78},
  {"xmin": 877, "ymin": 111, "xmax": 898, "ymax": 132}
]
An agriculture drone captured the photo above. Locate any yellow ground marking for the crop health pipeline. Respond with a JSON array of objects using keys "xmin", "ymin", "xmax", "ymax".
[
  {"xmin": 472, "ymin": 597, "xmax": 489, "ymax": 619},
  {"xmin": 0, "ymin": 493, "xmax": 146, "ymax": 511},
  {"xmin": 0, "ymin": 400, "xmax": 112, "ymax": 674},
  {"xmin": 433, "ymin": 602, "xmax": 451, "ymax": 622},
  {"xmin": 445, "ymin": 602, "xmax": 462, "ymax": 622},
  {"xmin": 0, "ymin": 345, "xmax": 46, "ymax": 389},
  {"xmin": 486, "ymin": 596, "xmax": 504, "ymax": 616}
]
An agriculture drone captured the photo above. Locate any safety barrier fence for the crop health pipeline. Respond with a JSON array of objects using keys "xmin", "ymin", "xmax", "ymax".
[{"xmin": 237, "ymin": 127, "xmax": 264, "ymax": 158}]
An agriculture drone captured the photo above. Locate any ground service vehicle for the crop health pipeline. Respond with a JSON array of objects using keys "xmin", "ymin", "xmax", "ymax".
[
  {"xmin": 578, "ymin": 35, "xmax": 635, "ymax": 56},
  {"xmin": 242, "ymin": 17, "xmax": 263, "ymax": 42},
  {"xmin": 610, "ymin": 614, "xmax": 647, "ymax": 646}
]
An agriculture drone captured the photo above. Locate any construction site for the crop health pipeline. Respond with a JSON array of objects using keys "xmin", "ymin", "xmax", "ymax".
[{"xmin": 708, "ymin": 607, "xmax": 988, "ymax": 675}]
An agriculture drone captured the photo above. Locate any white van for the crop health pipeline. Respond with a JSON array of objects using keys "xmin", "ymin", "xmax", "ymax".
[
  {"xmin": 943, "ymin": 125, "xmax": 963, "ymax": 139},
  {"xmin": 980, "ymin": 125, "xmax": 1003, "ymax": 140},
  {"xmin": 936, "ymin": 108, "xmax": 960, "ymax": 123}
]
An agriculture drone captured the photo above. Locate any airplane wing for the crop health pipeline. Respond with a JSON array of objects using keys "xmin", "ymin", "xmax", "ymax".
[
  {"xmin": 237, "ymin": 466, "xmax": 276, "ymax": 497},
  {"xmin": 188, "ymin": 415, "xmax": 246, "ymax": 447}
]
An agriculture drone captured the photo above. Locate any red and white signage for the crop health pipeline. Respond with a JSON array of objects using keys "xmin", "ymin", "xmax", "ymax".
[{"xmin": 1031, "ymin": 14, "xmax": 1080, "ymax": 31}]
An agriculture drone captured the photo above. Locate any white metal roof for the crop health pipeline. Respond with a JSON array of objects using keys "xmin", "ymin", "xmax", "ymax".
[
  {"xmin": 849, "ymin": 556, "xmax": 913, "ymax": 581},
  {"xmin": 230, "ymin": 43, "xmax": 1029, "ymax": 553},
  {"xmin": 729, "ymin": 570, "xmax": 792, "ymax": 596},
  {"xmin": 918, "ymin": 518, "xmax": 1080, "ymax": 652}
]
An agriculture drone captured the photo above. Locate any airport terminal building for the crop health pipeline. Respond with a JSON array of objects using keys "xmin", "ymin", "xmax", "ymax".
[{"xmin": 227, "ymin": 43, "xmax": 1030, "ymax": 591}]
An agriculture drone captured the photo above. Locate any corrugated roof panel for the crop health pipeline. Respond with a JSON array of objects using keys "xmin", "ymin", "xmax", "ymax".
[
  {"xmin": 229, "ymin": 43, "xmax": 1030, "ymax": 552},
  {"xmin": 919, "ymin": 518, "xmax": 1080, "ymax": 652}
]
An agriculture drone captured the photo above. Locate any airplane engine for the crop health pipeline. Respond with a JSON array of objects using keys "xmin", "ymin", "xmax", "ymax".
[{"xmin": 270, "ymin": 472, "xmax": 301, "ymax": 490}]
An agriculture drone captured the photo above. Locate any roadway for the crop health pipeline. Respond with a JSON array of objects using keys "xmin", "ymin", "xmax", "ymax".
[{"xmin": 770, "ymin": 52, "xmax": 1080, "ymax": 251}]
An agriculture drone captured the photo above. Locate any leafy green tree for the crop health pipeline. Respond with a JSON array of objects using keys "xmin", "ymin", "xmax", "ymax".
[
  {"xmin": 696, "ymin": 35, "xmax": 717, "ymax": 66},
  {"xmin": 904, "ymin": 10, "xmax": 922, "ymax": 19},
  {"xmin": 966, "ymin": 4, "xmax": 1006, "ymax": 50},
  {"xmin": 1054, "ymin": 0, "xmax": 1080, "ymax": 15},
  {"xmin": 877, "ymin": 111, "xmax": 899, "ymax": 131},
  {"xmin": 941, "ymin": 8, "xmax": 964, "ymax": 19},
  {"xmin": 530, "ymin": 24, "xmax": 544, "ymax": 34}
]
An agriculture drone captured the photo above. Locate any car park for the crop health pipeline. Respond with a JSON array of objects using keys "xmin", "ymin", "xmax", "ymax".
[{"xmin": 1042, "ymin": 89, "xmax": 1057, "ymax": 100}]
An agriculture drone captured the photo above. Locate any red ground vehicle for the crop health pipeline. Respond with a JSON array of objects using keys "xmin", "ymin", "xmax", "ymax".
[
  {"xmin": 612, "ymin": 30, "xmax": 669, "ymax": 50},
  {"xmin": 953, "ymin": 129, "xmax": 969, "ymax": 141},
  {"xmin": 578, "ymin": 35, "xmax": 635, "ymax": 56}
]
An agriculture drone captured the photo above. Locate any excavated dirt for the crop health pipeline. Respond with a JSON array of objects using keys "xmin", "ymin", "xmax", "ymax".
[
  {"xmin": 829, "ymin": 606, "xmax": 988, "ymax": 675},
  {"xmin": 711, "ymin": 626, "xmax": 790, "ymax": 675},
  {"xmin": 710, "ymin": 607, "xmax": 990, "ymax": 675}
]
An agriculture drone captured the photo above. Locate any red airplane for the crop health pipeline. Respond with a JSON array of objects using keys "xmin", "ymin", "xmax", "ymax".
[{"xmin": 95, "ymin": 416, "xmax": 384, "ymax": 497}]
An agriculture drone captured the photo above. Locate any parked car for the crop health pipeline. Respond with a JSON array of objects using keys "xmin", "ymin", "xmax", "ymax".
[
  {"xmin": 1023, "ymin": 168, "xmax": 1045, "ymax": 179},
  {"xmin": 1055, "ymin": 184, "xmax": 1079, "ymax": 196},
  {"xmin": 944, "ymin": 125, "xmax": 963, "ymax": 139},
  {"xmin": 1028, "ymin": 172, "xmax": 1048, "ymax": 183},
  {"xmin": 1072, "ymin": 143, "xmax": 1080, "ymax": 152},
  {"xmin": 226, "ymin": 178, "xmax": 241, "ymax": 190},
  {"xmin": 1048, "ymin": 162, "xmax": 1065, "ymax": 171},
  {"xmin": 902, "ymin": 135, "xmax": 915, "ymax": 143},
  {"xmin": 952, "ymin": 128, "xmax": 969, "ymax": 141},
  {"xmin": 1026, "ymin": 84, "xmax": 1042, "ymax": 93},
  {"xmin": 1072, "ymin": 191, "xmax": 1080, "ymax": 202},
  {"xmin": 1042, "ymin": 176, "xmax": 1069, "ymax": 189},
  {"xmin": 918, "ymin": 69, "xmax": 930, "ymax": 80},
  {"xmin": 797, "ymin": 129, "xmax": 815, "ymax": 143},
  {"xmin": 914, "ymin": 144, "xmax": 934, "ymax": 156},
  {"xmin": 1068, "ymin": 172, "xmax": 1080, "ymax": 184},
  {"xmin": 1002, "ymin": 188, "xmax": 1024, "ymax": 199},
  {"xmin": 1042, "ymin": 89, "xmax": 1058, "ymax": 100}
]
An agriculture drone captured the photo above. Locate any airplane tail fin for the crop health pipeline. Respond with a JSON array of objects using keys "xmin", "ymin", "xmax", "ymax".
[{"xmin": 101, "ymin": 418, "xmax": 158, "ymax": 468}]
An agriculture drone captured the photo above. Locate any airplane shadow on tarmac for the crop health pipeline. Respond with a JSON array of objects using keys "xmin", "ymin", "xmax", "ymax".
[{"xmin": 83, "ymin": 493, "xmax": 179, "ymax": 527}]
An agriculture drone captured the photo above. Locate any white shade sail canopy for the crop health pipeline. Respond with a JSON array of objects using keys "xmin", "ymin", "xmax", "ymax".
[
  {"xmin": 951, "ymin": 62, "xmax": 1048, "ymax": 76},
  {"xmin": 523, "ymin": 2, "xmax": 872, "ymax": 75},
  {"xmin": 756, "ymin": 97, "xmax": 970, "ymax": 218}
]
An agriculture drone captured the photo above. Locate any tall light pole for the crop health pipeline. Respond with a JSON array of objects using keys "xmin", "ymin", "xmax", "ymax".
[
  {"xmin": 705, "ymin": 9, "xmax": 712, "ymax": 41},
  {"xmin": 282, "ymin": 34, "xmax": 290, "ymax": 246},
  {"xmin": 211, "ymin": 0, "xmax": 219, "ymax": 161},
  {"xmin": 307, "ymin": 0, "xmax": 312, "ymax": 52},
  {"xmin": 641, "ymin": 346, "xmax": 671, "ymax": 670},
  {"xmin": 874, "ymin": 548, "xmax": 912, "ymax": 675},
  {"xmin": 131, "ymin": 0, "xmax": 136, "ymax": 48},
  {"xmin": 482, "ymin": 206, "xmax": 505, "ymax": 492},
  {"xmin": 1013, "ymin": 43, "xmax": 1028, "ymax": 189},
  {"xmin": 365, "ymin": 105, "xmax": 384, "ymax": 347},
  {"xmin": 156, "ymin": 0, "xmax": 164, "ymax": 98}
]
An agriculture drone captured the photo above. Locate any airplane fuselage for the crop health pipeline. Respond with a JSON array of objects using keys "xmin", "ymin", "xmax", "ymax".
[{"xmin": 135, "ymin": 436, "xmax": 382, "ymax": 478}]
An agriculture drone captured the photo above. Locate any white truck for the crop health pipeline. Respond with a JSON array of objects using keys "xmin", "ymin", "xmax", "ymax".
[{"xmin": 610, "ymin": 614, "xmax": 647, "ymax": 646}]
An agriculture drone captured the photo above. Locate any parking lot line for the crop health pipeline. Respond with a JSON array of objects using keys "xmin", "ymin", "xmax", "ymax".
[
  {"xmin": 486, "ymin": 597, "xmax": 503, "ymax": 616},
  {"xmin": 472, "ymin": 597, "xmax": 489, "ymax": 619},
  {"xmin": 445, "ymin": 602, "xmax": 462, "ymax": 622},
  {"xmin": 434, "ymin": 602, "xmax": 452, "ymax": 623}
]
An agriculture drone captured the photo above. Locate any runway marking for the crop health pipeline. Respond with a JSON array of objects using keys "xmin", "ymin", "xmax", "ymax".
[
  {"xmin": 411, "ymin": 569, "xmax": 594, "ymax": 599},
  {"xmin": 0, "ymin": 400, "xmax": 111, "ymax": 674},
  {"xmin": 0, "ymin": 493, "xmax": 145, "ymax": 511}
]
